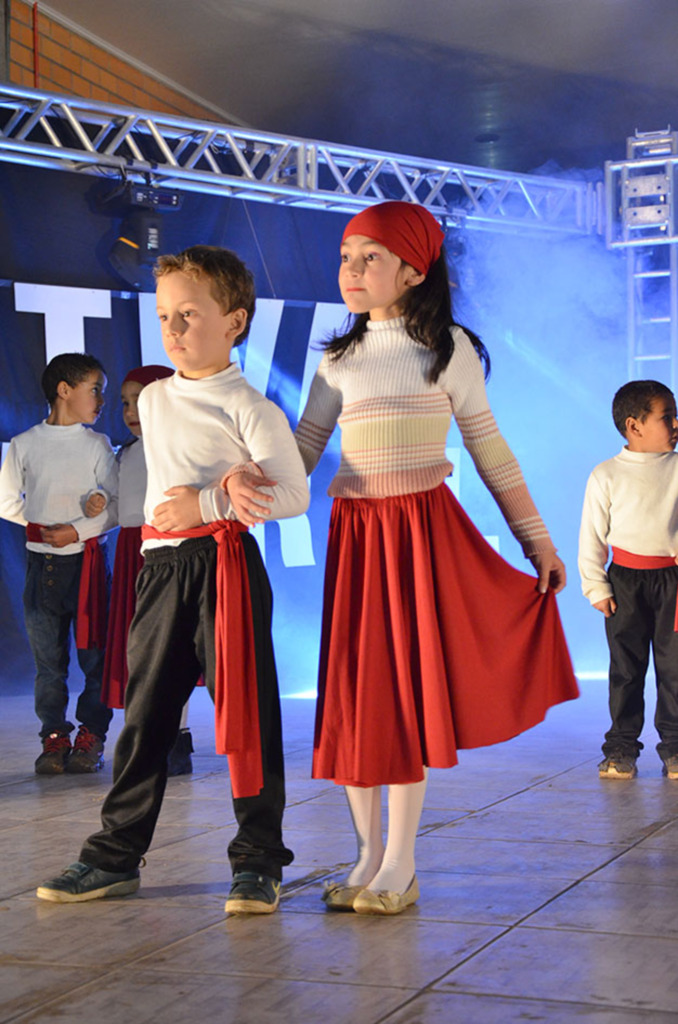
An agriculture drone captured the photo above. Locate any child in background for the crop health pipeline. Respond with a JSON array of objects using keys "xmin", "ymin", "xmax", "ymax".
[
  {"xmin": 579, "ymin": 380, "xmax": 678, "ymax": 780},
  {"xmin": 37, "ymin": 245, "xmax": 309, "ymax": 913},
  {"xmin": 0, "ymin": 352, "xmax": 117, "ymax": 774},
  {"xmin": 97, "ymin": 364, "xmax": 194, "ymax": 775},
  {"xmin": 241, "ymin": 200, "xmax": 578, "ymax": 914}
]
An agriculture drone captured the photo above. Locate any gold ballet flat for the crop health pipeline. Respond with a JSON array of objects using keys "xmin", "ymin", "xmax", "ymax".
[
  {"xmin": 353, "ymin": 876, "xmax": 420, "ymax": 916},
  {"xmin": 321, "ymin": 881, "xmax": 364, "ymax": 911}
]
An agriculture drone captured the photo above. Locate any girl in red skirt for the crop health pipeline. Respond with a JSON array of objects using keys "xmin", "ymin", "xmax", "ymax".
[
  {"xmin": 95, "ymin": 365, "xmax": 195, "ymax": 774},
  {"xmin": 238, "ymin": 201, "xmax": 578, "ymax": 915}
]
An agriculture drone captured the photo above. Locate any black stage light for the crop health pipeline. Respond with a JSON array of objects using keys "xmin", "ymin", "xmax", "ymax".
[
  {"xmin": 109, "ymin": 209, "xmax": 164, "ymax": 288},
  {"xmin": 105, "ymin": 184, "xmax": 183, "ymax": 288}
]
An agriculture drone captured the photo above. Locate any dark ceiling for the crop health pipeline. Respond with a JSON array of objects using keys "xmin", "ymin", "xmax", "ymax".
[{"xmin": 40, "ymin": 0, "xmax": 678, "ymax": 176}]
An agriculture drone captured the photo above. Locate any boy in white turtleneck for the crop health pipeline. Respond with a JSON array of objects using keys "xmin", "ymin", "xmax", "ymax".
[
  {"xmin": 37, "ymin": 245, "xmax": 309, "ymax": 914},
  {"xmin": 579, "ymin": 380, "xmax": 678, "ymax": 781},
  {"xmin": 0, "ymin": 352, "xmax": 117, "ymax": 775}
]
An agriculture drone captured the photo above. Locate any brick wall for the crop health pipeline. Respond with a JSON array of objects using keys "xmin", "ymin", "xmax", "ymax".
[{"xmin": 8, "ymin": 0, "xmax": 220, "ymax": 121}]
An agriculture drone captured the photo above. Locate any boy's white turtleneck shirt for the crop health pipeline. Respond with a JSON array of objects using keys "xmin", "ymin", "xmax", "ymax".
[
  {"xmin": 139, "ymin": 364, "xmax": 309, "ymax": 551},
  {"xmin": 578, "ymin": 447, "xmax": 678, "ymax": 605},
  {"xmin": 0, "ymin": 420, "xmax": 117, "ymax": 554}
]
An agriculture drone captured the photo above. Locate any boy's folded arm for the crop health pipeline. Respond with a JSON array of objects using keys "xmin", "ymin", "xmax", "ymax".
[
  {"xmin": 70, "ymin": 501, "xmax": 117, "ymax": 541},
  {"xmin": 76, "ymin": 440, "xmax": 119, "ymax": 538},
  {"xmin": 84, "ymin": 489, "xmax": 108, "ymax": 517},
  {"xmin": 199, "ymin": 481, "xmax": 231, "ymax": 524},
  {"xmin": 228, "ymin": 401, "xmax": 310, "ymax": 521}
]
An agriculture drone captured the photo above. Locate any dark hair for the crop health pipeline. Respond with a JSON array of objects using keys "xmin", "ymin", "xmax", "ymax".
[
  {"xmin": 612, "ymin": 379, "xmax": 675, "ymax": 437},
  {"xmin": 324, "ymin": 245, "xmax": 490, "ymax": 383},
  {"xmin": 41, "ymin": 352, "xmax": 106, "ymax": 406},
  {"xmin": 154, "ymin": 244, "xmax": 255, "ymax": 345}
]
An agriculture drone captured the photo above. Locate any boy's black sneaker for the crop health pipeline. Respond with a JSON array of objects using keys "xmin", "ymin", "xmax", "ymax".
[
  {"xmin": 225, "ymin": 872, "xmax": 281, "ymax": 914},
  {"xmin": 36, "ymin": 861, "xmax": 140, "ymax": 902},
  {"xmin": 167, "ymin": 728, "xmax": 194, "ymax": 776},
  {"xmin": 66, "ymin": 725, "xmax": 104, "ymax": 773},
  {"xmin": 35, "ymin": 732, "xmax": 72, "ymax": 775},
  {"xmin": 598, "ymin": 752, "xmax": 637, "ymax": 779}
]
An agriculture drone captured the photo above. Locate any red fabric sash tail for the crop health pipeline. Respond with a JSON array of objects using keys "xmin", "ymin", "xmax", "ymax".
[
  {"xmin": 26, "ymin": 524, "xmax": 107, "ymax": 649},
  {"xmin": 141, "ymin": 520, "xmax": 263, "ymax": 799},
  {"xmin": 76, "ymin": 539, "xmax": 108, "ymax": 649},
  {"xmin": 101, "ymin": 525, "xmax": 144, "ymax": 708}
]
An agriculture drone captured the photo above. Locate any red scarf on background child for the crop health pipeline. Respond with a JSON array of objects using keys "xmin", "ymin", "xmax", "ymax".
[
  {"xmin": 26, "ymin": 525, "xmax": 107, "ymax": 649},
  {"xmin": 141, "ymin": 520, "xmax": 263, "ymax": 799}
]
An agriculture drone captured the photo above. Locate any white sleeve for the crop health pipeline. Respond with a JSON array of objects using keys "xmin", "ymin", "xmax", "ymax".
[
  {"xmin": 72, "ymin": 436, "xmax": 119, "ymax": 541},
  {"xmin": 206, "ymin": 398, "xmax": 310, "ymax": 523},
  {"xmin": 0, "ymin": 439, "xmax": 28, "ymax": 526},
  {"xmin": 578, "ymin": 471, "xmax": 613, "ymax": 605}
]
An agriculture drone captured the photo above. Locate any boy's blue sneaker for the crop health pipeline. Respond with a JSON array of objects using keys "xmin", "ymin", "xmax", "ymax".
[
  {"xmin": 36, "ymin": 861, "xmax": 140, "ymax": 903},
  {"xmin": 225, "ymin": 871, "xmax": 281, "ymax": 914}
]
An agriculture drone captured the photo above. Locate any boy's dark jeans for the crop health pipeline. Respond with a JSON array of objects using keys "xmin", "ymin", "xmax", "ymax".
[
  {"xmin": 80, "ymin": 534, "xmax": 294, "ymax": 881},
  {"xmin": 603, "ymin": 562, "xmax": 678, "ymax": 759},
  {"xmin": 23, "ymin": 549, "xmax": 113, "ymax": 740}
]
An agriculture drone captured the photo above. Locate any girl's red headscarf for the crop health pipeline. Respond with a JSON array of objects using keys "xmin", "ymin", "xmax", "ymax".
[
  {"xmin": 122, "ymin": 364, "xmax": 174, "ymax": 387},
  {"xmin": 341, "ymin": 201, "xmax": 445, "ymax": 275}
]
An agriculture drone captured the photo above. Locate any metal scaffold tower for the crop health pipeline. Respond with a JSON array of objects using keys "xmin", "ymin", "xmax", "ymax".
[
  {"xmin": 606, "ymin": 130, "xmax": 678, "ymax": 391},
  {"xmin": 0, "ymin": 84, "xmax": 601, "ymax": 236}
]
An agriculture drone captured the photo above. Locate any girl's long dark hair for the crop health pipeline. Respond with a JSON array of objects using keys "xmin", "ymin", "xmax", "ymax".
[{"xmin": 324, "ymin": 244, "xmax": 490, "ymax": 383}]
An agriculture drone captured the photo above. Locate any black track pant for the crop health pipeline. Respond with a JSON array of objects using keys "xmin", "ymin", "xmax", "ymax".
[
  {"xmin": 80, "ymin": 534, "xmax": 293, "ymax": 879},
  {"xmin": 603, "ymin": 561, "xmax": 678, "ymax": 759}
]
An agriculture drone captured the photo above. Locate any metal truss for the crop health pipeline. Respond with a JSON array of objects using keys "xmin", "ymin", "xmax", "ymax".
[
  {"xmin": 0, "ymin": 84, "xmax": 599, "ymax": 235},
  {"xmin": 606, "ymin": 131, "xmax": 678, "ymax": 393},
  {"xmin": 606, "ymin": 129, "xmax": 678, "ymax": 248}
]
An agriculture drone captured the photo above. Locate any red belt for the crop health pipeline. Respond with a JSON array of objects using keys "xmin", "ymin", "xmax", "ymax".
[
  {"xmin": 26, "ymin": 524, "xmax": 107, "ymax": 649},
  {"xmin": 141, "ymin": 520, "xmax": 262, "ymax": 799},
  {"xmin": 612, "ymin": 547, "xmax": 678, "ymax": 631},
  {"xmin": 612, "ymin": 547, "xmax": 677, "ymax": 570}
]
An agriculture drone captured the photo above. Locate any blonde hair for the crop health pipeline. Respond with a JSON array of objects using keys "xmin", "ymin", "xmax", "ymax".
[{"xmin": 154, "ymin": 245, "xmax": 255, "ymax": 344}]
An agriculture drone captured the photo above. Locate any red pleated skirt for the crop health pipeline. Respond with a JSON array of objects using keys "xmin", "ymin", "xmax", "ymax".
[
  {"xmin": 100, "ymin": 526, "xmax": 143, "ymax": 709},
  {"xmin": 312, "ymin": 483, "xmax": 579, "ymax": 787}
]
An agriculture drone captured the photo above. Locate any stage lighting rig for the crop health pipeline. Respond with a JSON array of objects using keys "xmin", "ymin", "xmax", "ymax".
[{"xmin": 105, "ymin": 183, "xmax": 183, "ymax": 289}]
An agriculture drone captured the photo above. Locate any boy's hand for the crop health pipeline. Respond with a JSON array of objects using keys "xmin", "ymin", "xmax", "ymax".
[
  {"xmin": 529, "ymin": 550, "xmax": 566, "ymax": 594},
  {"xmin": 226, "ymin": 471, "xmax": 276, "ymax": 526},
  {"xmin": 152, "ymin": 486, "xmax": 202, "ymax": 531},
  {"xmin": 593, "ymin": 597, "xmax": 617, "ymax": 617},
  {"xmin": 85, "ymin": 493, "xmax": 106, "ymax": 517},
  {"xmin": 40, "ymin": 524, "xmax": 79, "ymax": 548}
]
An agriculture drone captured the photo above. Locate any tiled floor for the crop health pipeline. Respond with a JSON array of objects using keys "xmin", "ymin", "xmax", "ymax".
[{"xmin": 3, "ymin": 681, "xmax": 678, "ymax": 1023}]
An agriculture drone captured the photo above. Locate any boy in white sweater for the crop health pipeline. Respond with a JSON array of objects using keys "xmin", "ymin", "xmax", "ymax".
[
  {"xmin": 579, "ymin": 380, "xmax": 678, "ymax": 780},
  {"xmin": 37, "ymin": 245, "xmax": 309, "ymax": 914},
  {"xmin": 0, "ymin": 353, "xmax": 117, "ymax": 774}
]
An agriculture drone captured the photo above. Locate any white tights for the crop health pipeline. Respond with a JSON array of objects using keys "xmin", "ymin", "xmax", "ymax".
[{"xmin": 344, "ymin": 769, "xmax": 428, "ymax": 894}]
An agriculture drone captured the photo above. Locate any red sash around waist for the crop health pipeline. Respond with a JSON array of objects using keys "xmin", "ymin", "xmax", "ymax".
[
  {"xmin": 612, "ymin": 547, "xmax": 678, "ymax": 631},
  {"xmin": 26, "ymin": 524, "xmax": 107, "ymax": 649},
  {"xmin": 141, "ymin": 520, "xmax": 262, "ymax": 799},
  {"xmin": 612, "ymin": 547, "xmax": 677, "ymax": 570}
]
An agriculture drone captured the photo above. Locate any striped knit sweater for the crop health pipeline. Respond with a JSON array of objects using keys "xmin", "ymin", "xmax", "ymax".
[{"xmin": 295, "ymin": 317, "xmax": 554, "ymax": 557}]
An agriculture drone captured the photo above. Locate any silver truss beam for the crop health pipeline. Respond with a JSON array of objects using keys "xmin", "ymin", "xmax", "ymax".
[
  {"xmin": 0, "ymin": 85, "xmax": 601, "ymax": 235},
  {"xmin": 606, "ymin": 130, "xmax": 678, "ymax": 247},
  {"xmin": 606, "ymin": 131, "xmax": 678, "ymax": 393}
]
